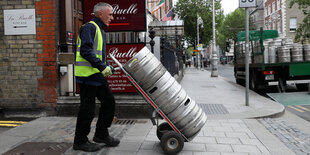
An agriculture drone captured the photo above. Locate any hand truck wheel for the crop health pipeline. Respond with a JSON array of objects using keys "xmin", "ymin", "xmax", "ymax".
[
  {"xmin": 160, "ymin": 131, "xmax": 184, "ymax": 155},
  {"xmin": 156, "ymin": 122, "xmax": 173, "ymax": 140}
]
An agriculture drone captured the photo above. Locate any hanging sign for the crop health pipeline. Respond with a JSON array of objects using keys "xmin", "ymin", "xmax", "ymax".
[
  {"xmin": 106, "ymin": 44, "xmax": 145, "ymax": 92},
  {"xmin": 84, "ymin": 0, "xmax": 146, "ymax": 32},
  {"xmin": 4, "ymin": 9, "xmax": 36, "ymax": 35}
]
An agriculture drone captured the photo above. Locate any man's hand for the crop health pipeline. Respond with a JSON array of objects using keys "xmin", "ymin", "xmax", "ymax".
[
  {"xmin": 102, "ymin": 66, "xmax": 113, "ymax": 77},
  {"xmin": 109, "ymin": 65, "xmax": 115, "ymax": 73}
]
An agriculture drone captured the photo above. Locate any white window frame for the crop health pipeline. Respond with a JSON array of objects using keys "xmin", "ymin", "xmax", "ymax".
[{"xmin": 289, "ymin": 17, "xmax": 297, "ymax": 32}]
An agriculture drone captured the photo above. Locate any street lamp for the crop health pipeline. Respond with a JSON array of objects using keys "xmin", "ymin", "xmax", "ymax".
[{"xmin": 211, "ymin": 0, "xmax": 218, "ymax": 77}]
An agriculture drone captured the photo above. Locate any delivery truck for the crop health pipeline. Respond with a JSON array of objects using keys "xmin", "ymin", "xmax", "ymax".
[{"xmin": 233, "ymin": 29, "xmax": 310, "ymax": 92}]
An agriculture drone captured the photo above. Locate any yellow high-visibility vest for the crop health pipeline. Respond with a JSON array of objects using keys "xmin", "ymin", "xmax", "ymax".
[{"xmin": 75, "ymin": 21, "xmax": 105, "ymax": 77}]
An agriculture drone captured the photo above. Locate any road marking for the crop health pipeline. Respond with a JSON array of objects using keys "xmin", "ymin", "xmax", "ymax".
[
  {"xmin": 0, "ymin": 121, "xmax": 27, "ymax": 127},
  {"xmin": 295, "ymin": 105, "xmax": 310, "ymax": 112},
  {"xmin": 288, "ymin": 106, "xmax": 304, "ymax": 113},
  {"xmin": 0, "ymin": 121, "xmax": 27, "ymax": 124},
  {"xmin": 0, "ymin": 124, "xmax": 20, "ymax": 127}
]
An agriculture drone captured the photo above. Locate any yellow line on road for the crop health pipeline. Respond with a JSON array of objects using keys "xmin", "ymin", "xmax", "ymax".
[
  {"xmin": 0, "ymin": 121, "xmax": 27, "ymax": 124},
  {"xmin": 295, "ymin": 105, "xmax": 310, "ymax": 112},
  {"xmin": 288, "ymin": 106, "xmax": 304, "ymax": 112},
  {"xmin": 0, "ymin": 123, "xmax": 20, "ymax": 127}
]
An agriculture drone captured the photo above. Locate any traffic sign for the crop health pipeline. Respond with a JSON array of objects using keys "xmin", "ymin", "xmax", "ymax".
[{"xmin": 239, "ymin": 0, "xmax": 256, "ymax": 8}]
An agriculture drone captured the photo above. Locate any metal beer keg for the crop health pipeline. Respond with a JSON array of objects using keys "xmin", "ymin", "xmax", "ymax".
[
  {"xmin": 292, "ymin": 44, "xmax": 303, "ymax": 62},
  {"xmin": 123, "ymin": 47, "xmax": 166, "ymax": 90},
  {"xmin": 268, "ymin": 46, "xmax": 277, "ymax": 63},
  {"xmin": 123, "ymin": 47, "xmax": 207, "ymax": 141},
  {"xmin": 278, "ymin": 46, "xmax": 291, "ymax": 62},
  {"xmin": 146, "ymin": 72, "xmax": 206, "ymax": 140},
  {"xmin": 304, "ymin": 44, "xmax": 310, "ymax": 61}
]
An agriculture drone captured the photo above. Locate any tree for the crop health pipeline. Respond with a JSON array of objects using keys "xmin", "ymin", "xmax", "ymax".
[
  {"xmin": 289, "ymin": 0, "xmax": 310, "ymax": 42},
  {"xmin": 217, "ymin": 8, "xmax": 255, "ymax": 51},
  {"xmin": 174, "ymin": 0, "xmax": 224, "ymax": 47}
]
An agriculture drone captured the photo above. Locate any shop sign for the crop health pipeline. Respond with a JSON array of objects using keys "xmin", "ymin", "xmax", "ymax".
[
  {"xmin": 106, "ymin": 44, "xmax": 145, "ymax": 92},
  {"xmin": 4, "ymin": 9, "xmax": 36, "ymax": 35},
  {"xmin": 84, "ymin": 0, "xmax": 146, "ymax": 32}
]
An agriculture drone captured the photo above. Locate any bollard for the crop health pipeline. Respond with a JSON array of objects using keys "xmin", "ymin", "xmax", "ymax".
[{"xmin": 211, "ymin": 53, "xmax": 218, "ymax": 77}]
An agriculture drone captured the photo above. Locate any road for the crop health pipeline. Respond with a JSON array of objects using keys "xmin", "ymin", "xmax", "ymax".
[
  {"xmin": 217, "ymin": 63, "xmax": 310, "ymax": 122},
  {"xmin": 0, "ymin": 118, "xmax": 34, "ymax": 134},
  {"xmin": 217, "ymin": 63, "xmax": 235, "ymax": 82}
]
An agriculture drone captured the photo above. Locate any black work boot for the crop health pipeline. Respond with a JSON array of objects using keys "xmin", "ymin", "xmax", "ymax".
[
  {"xmin": 73, "ymin": 140, "xmax": 102, "ymax": 152},
  {"xmin": 93, "ymin": 136, "xmax": 120, "ymax": 147}
]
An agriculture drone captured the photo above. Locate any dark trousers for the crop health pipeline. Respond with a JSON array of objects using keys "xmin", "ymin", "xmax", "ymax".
[{"xmin": 74, "ymin": 83, "xmax": 115, "ymax": 145}]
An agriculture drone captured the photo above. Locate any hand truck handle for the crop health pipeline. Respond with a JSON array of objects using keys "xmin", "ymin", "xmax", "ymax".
[{"xmin": 109, "ymin": 54, "xmax": 122, "ymax": 68}]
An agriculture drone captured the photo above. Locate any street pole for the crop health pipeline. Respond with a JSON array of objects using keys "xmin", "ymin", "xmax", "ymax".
[
  {"xmin": 197, "ymin": 14, "xmax": 201, "ymax": 70},
  {"xmin": 245, "ymin": 8, "xmax": 249, "ymax": 106},
  {"xmin": 211, "ymin": 0, "xmax": 218, "ymax": 77},
  {"xmin": 239, "ymin": 0, "xmax": 256, "ymax": 106}
]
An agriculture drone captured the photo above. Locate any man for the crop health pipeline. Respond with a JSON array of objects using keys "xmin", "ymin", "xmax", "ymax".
[{"xmin": 73, "ymin": 2, "xmax": 120, "ymax": 152}]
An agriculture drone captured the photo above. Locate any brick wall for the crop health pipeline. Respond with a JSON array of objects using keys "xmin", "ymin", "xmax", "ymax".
[
  {"xmin": 0, "ymin": 0, "xmax": 58, "ymax": 111},
  {"xmin": 36, "ymin": 0, "xmax": 58, "ymax": 108}
]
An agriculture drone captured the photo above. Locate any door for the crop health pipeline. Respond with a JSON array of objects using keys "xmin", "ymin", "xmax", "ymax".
[
  {"xmin": 73, "ymin": 0, "xmax": 83, "ymax": 94},
  {"xmin": 73, "ymin": 0, "xmax": 83, "ymax": 42},
  {"xmin": 58, "ymin": 0, "xmax": 84, "ymax": 96}
]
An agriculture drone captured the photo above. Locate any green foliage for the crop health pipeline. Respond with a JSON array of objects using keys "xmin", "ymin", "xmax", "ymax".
[
  {"xmin": 174, "ymin": 0, "xmax": 224, "ymax": 47},
  {"xmin": 289, "ymin": 0, "xmax": 310, "ymax": 42},
  {"xmin": 217, "ymin": 8, "xmax": 255, "ymax": 51},
  {"xmin": 187, "ymin": 46, "xmax": 194, "ymax": 56}
]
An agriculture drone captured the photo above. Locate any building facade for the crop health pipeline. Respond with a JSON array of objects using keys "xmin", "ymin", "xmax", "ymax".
[
  {"xmin": 0, "ymin": 0, "xmax": 59, "ymax": 113},
  {"xmin": 147, "ymin": 0, "xmax": 173, "ymax": 21},
  {"xmin": 250, "ymin": 0, "xmax": 264, "ymax": 30},
  {"xmin": 0, "ymin": 0, "xmax": 174, "ymax": 115},
  {"xmin": 264, "ymin": 0, "xmax": 283, "ymax": 35},
  {"xmin": 264, "ymin": 0, "xmax": 307, "ymax": 40}
]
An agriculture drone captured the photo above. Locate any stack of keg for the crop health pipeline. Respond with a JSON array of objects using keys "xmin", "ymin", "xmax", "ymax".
[
  {"xmin": 268, "ymin": 40, "xmax": 279, "ymax": 63},
  {"xmin": 264, "ymin": 39, "xmax": 273, "ymax": 63},
  {"xmin": 304, "ymin": 44, "xmax": 310, "ymax": 61},
  {"xmin": 123, "ymin": 47, "xmax": 207, "ymax": 141},
  {"xmin": 264, "ymin": 37, "xmax": 310, "ymax": 63},
  {"xmin": 292, "ymin": 44, "xmax": 303, "ymax": 62},
  {"xmin": 278, "ymin": 46, "xmax": 291, "ymax": 62},
  {"xmin": 281, "ymin": 37, "xmax": 294, "ymax": 46}
]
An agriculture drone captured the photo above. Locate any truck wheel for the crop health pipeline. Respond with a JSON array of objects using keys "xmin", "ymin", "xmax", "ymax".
[
  {"xmin": 250, "ymin": 72, "xmax": 258, "ymax": 91},
  {"xmin": 250, "ymin": 75, "xmax": 256, "ymax": 91},
  {"xmin": 236, "ymin": 78, "xmax": 245, "ymax": 86},
  {"xmin": 157, "ymin": 122, "xmax": 173, "ymax": 140},
  {"xmin": 296, "ymin": 84, "xmax": 308, "ymax": 91},
  {"xmin": 160, "ymin": 131, "xmax": 184, "ymax": 155}
]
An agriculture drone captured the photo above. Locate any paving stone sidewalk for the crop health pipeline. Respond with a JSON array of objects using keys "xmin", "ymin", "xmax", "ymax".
[
  {"xmin": 0, "ymin": 116, "xmax": 295, "ymax": 155},
  {"xmin": 0, "ymin": 67, "xmax": 295, "ymax": 155}
]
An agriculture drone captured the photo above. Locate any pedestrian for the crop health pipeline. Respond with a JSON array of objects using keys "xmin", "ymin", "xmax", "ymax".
[{"xmin": 73, "ymin": 2, "xmax": 120, "ymax": 152}]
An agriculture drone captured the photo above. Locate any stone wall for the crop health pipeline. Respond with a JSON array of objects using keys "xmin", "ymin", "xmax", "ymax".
[{"xmin": 0, "ymin": 0, "xmax": 58, "ymax": 112}]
